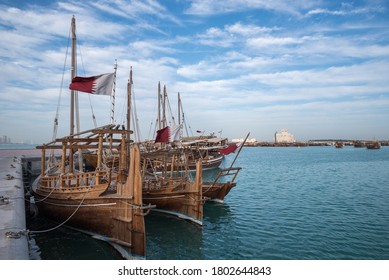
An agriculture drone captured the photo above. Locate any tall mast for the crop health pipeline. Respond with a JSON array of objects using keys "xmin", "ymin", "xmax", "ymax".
[
  {"xmin": 162, "ymin": 85, "xmax": 167, "ymax": 128},
  {"xmin": 157, "ymin": 82, "xmax": 161, "ymax": 130},
  {"xmin": 111, "ymin": 60, "xmax": 117, "ymax": 124},
  {"xmin": 69, "ymin": 16, "xmax": 77, "ymax": 173},
  {"xmin": 178, "ymin": 92, "xmax": 181, "ymax": 127},
  {"xmin": 70, "ymin": 15, "xmax": 76, "ymax": 136},
  {"xmin": 127, "ymin": 66, "xmax": 133, "ymax": 141}
]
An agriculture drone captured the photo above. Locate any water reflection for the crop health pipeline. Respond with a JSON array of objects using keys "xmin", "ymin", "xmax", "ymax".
[
  {"xmin": 27, "ymin": 215, "xmax": 123, "ymax": 260},
  {"xmin": 145, "ymin": 213, "xmax": 204, "ymax": 259}
]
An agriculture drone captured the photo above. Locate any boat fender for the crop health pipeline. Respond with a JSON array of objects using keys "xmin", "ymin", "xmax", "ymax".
[{"xmin": 29, "ymin": 196, "xmax": 39, "ymax": 217}]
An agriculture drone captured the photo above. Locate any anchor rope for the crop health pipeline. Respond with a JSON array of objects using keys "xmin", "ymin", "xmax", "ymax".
[
  {"xmin": 28, "ymin": 185, "xmax": 91, "ymax": 234},
  {"xmin": 1, "ymin": 186, "xmax": 91, "ymax": 237},
  {"xmin": 32, "ymin": 184, "xmax": 57, "ymax": 203}
]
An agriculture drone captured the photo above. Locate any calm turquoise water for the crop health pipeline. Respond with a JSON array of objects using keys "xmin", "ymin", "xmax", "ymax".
[
  {"xmin": 28, "ymin": 146, "xmax": 389, "ymax": 259},
  {"xmin": 0, "ymin": 144, "xmax": 37, "ymax": 149}
]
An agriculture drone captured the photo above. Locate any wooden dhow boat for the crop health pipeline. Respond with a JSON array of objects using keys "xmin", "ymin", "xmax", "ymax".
[
  {"xmin": 202, "ymin": 132, "xmax": 249, "ymax": 203},
  {"xmin": 366, "ymin": 141, "xmax": 381, "ymax": 149},
  {"xmin": 143, "ymin": 85, "xmax": 227, "ymax": 171},
  {"xmin": 202, "ymin": 167, "xmax": 241, "ymax": 203},
  {"xmin": 335, "ymin": 141, "xmax": 344, "ymax": 148},
  {"xmin": 32, "ymin": 128, "xmax": 152, "ymax": 259},
  {"xmin": 140, "ymin": 137, "xmax": 226, "ymax": 172},
  {"xmin": 141, "ymin": 148, "xmax": 205, "ymax": 225},
  {"xmin": 142, "ymin": 133, "xmax": 249, "ymax": 206},
  {"xmin": 31, "ymin": 16, "xmax": 153, "ymax": 259},
  {"xmin": 173, "ymin": 136, "xmax": 227, "ymax": 171},
  {"xmin": 80, "ymin": 67, "xmax": 206, "ymax": 225}
]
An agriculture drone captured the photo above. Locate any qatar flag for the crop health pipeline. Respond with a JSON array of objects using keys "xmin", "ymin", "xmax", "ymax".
[
  {"xmin": 155, "ymin": 125, "xmax": 181, "ymax": 143},
  {"xmin": 219, "ymin": 143, "xmax": 239, "ymax": 155},
  {"xmin": 69, "ymin": 73, "xmax": 114, "ymax": 95}
]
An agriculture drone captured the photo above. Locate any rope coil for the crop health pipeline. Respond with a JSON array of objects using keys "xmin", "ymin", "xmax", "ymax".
[
  {"xmin": 0, "ymin": 196, "xmax": 9, "ymax": 205},
  {"xmin": 5, "ymin": 230, "xmax": 29, "ymax": 239}
]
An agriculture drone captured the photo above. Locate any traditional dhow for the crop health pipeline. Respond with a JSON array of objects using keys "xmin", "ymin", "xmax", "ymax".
[
  {"xmin": 141, "ymin": 136, "xmax": 226, "ymax": 172},
  {"xmin": 174, "ymin": 136, "xmax": 227, "ymax": 171},
  {"xmin": 201, "ymin": 132, "xmax": 249, "ymax": 203},
  {"xmin": 32, "ymin": 126, "xmax": 153, "ymax": 259},
  {"xmin": 335, "ymin": 141, "xmax": 344, "ymax": 148},
  {"xmin": 31, "ymin": 16, "xmax": 153, "ymax": 259},
  {"xmin": 141, "ymin": 148, "xmax": 204, "ymax": 225},
  {"xmin": 366, "ymin": 141, "xmax": 381, "ymax": 150},
  {"xmin": 202, "ymin": 166, "xmax": 241, "ymax": 203}
]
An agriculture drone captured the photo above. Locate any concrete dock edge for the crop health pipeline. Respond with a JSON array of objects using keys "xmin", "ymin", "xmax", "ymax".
[{"xmin": 0, "ymin": 156, "xmax": 29, "ymax": 260}]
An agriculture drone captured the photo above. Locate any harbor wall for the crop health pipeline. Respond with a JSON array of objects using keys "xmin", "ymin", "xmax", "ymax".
[{"xmin": 0, "ymin": 156, "xmax": 29, "ymax": 260}]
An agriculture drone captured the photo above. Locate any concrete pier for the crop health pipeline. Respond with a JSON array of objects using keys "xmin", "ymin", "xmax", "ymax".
[{"xmin": 0, "ymin": 155, "xmax": 29, "ymax": 260}]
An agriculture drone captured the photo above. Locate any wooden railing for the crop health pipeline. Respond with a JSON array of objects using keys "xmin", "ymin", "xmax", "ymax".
[
  {"xmin": 41, "ymin": 170, "xmax": 110, "ymax": 189},
  {"xmin": 210, "ymin": 167, "xmax": 241, "ymax": 187}
]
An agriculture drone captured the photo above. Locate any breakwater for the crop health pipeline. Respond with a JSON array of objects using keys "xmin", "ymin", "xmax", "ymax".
[
  {"xmin": 243, "ymin": 140, "xmax": 389, "ymax": 147},
  {"xmin": 0, "ymin": 156, "xmax": 29, "ymax": 259}
]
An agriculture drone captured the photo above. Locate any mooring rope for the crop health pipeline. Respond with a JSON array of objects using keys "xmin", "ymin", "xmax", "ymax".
[
  {"xmin": 2, "ymin": 184, "xmax": 91, "ymax": 238},
  {"xmin": 32, "ymin": 183, "xmax": 57, "ymax": 203},
  {"xmin": 28, "ymin": 185, "xmax": 91, "ymax": 234}
]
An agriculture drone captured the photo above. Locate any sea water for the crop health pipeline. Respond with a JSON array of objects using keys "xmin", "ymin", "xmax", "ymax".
[{"xmin": 26, "ymin": 146, "xmax": 389, "ymax": 259}]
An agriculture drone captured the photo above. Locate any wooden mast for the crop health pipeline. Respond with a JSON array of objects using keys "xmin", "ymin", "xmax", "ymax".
[
  {"xmin": 127, "ymin": 66, "xmax": 132, "ymax": 141},
  {"xmin": 70, "ymin": 16, "xmax": 76, "ymax": 137},
  {"xmin": 111, "ymin": 60, "xmax": 117, "ymax": 124},
  {"xmin": 162, "ymin": 85, "xmax": 167, "ymax": 128},
  {"xmin": 157, "ymin": 82, "xmax": 161, "ymax": 130},
  {"xmin": 178, "ymin": 92, "xmax": 181, "ymax": 127},
  {"xmin": 69, "ymin": 15, "xmax": 76, "ymax": 173}
]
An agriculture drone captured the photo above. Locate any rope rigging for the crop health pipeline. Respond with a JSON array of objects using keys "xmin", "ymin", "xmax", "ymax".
[{"xmin": 50, "ymin": 25, "xmax": 72, "ymax": 165}]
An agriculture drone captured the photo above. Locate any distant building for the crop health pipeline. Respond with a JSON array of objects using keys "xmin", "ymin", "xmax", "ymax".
[
  {"xmin": 1, "ymin": 135, "xmax": 11, "ymax": 144},
  {"xmin": 232, "ymin": 138, "xmax": 256, "ymax": 144},
  {"xmin": 274, "ymin": 129, "xmax": 295, "ymax": 143}
]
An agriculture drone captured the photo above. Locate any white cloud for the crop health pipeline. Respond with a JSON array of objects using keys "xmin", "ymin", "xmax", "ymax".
[
  {"xmin": 305, "ymin": 2, "xmax": 386, "ymax": 17},
  {"xmin": 247, "ymin": 36, "xmax": 304, "ymax": 48},
  {"xmin": 226, "ymin": 22, "xmax": 277, "ymax": 36},
  {"xmin": 185, "ymin": 0, "xmax": 316, "ymax": 16}
]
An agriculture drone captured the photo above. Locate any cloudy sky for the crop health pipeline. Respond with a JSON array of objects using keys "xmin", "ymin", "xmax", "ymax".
[{"xmin": 1, "ymin": 0, "xmax": 388, "ymax": 143}]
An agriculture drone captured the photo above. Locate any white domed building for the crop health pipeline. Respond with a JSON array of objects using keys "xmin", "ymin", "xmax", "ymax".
[{"xmin": 274, "ymin": 129, "xmax": 296, "ymax": 144}]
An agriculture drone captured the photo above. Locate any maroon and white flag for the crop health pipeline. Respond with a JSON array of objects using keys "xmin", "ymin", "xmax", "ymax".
[
  {"xmin": 69, "ymin": 73, "xmax": 114, "ymax": 95},
  {"xmin": 155, "ymin": 125, "xmax": 181, "ymax": 143},
  {"xmin": 219, "ymin": 143, "xmax": 239, "ymax": 155}
]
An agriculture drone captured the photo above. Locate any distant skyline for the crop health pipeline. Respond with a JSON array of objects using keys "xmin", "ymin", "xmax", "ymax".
[{"xmin": 1, "ymin": 0, "xmax": 388, "ymax": 143}]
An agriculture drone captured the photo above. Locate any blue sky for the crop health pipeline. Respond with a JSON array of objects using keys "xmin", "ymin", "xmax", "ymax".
[{"xmin": 1, "ymin": 0, "xmax": 388, "ymax": 143}]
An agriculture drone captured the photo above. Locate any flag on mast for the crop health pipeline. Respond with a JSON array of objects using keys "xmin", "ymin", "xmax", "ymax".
[
  {"xmin": 69, "ymin": 73, "xmax": 114, "ymax": 95},
  {"xmin": 155, "ymin": 125, "xmax": 181, "ymax": 143},
  {"xmin": 219, "ymin": 143, "xmax": 239, "ymax": 155}
]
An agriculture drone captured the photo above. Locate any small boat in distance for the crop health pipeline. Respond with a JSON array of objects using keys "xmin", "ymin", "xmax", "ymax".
[
  {"xmin": 335, "ymin": 141, "xmax": 344, "ymax": 148},
  {"xmin": 366, "ymin": 141, "xmax": 381, "ymax": 150},
  {"xmin": 353, "ymin": 141, "xmax": 365, "ymax": 148}
]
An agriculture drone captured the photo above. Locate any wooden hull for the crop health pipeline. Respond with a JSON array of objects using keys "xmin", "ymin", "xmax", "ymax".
[
  {"xmin": 85, "ymin": 152, "xmax": 206, "ymax": 224},
  {"xmin": 202, "ymin": 181, "xmax": 236, "ymax": 202},
  {"xmin": 188, "ymin": 154, "xmax": 224, "ymax": 170},
  {"xmin": 142, "ymin": 160, "xmax": 204, "ymax": 225},
  {"xmin": 85, "ymin": 152, "xmax": 224, "ymax": 171},
  {"xmin": 32, "ymin": 193, "xmax": 146, "ymax": 259},
  {"xmin": 32, "ymin": 144, "xmax": 148, "ymax": 259},
  {"xmin": 143, "ymin": 186, "xmax": 203, "ymax": 225}
]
